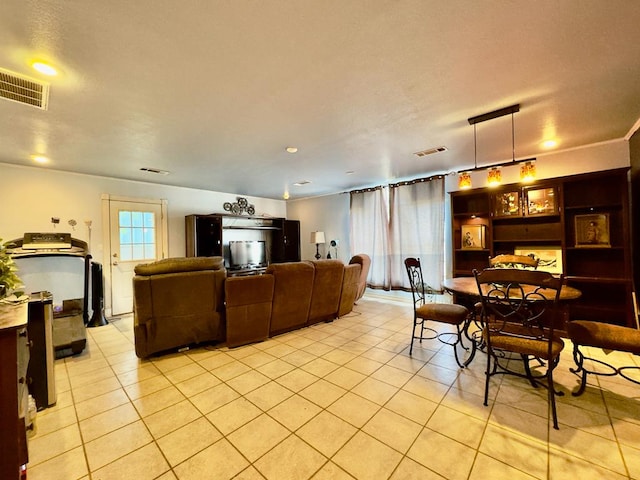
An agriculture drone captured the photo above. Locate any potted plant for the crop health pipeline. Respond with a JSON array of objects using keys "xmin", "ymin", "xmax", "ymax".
[{"xmin": 0, "ymin": 238, "xmax": 25, "ymax": 302}]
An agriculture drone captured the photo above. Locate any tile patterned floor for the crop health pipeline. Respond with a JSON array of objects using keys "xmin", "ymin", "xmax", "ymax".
[{"xmin": 26, "ymin": 294, "xmax": 640, "ymax": 479}]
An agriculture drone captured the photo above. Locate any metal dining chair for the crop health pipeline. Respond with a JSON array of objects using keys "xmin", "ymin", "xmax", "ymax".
[
  {"xmin": 473, "ymin": 267, "xmax": 565, "ymax": 429},
  {"xmin": 405, "ymin": 257, "xmax": 475, "ymax": 368}
]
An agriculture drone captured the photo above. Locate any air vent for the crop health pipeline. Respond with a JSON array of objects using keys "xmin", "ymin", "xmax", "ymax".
[
  {"xmin": 414, "ymin": 146, "xmax": 448, "ymax": 157},
  {"xmin": 0, "ymin": 68, "xmax": 50, "ymax": 110},
  {"xmin": 140, "ymin": 167, "xmax": 170, "ymax": 175}
]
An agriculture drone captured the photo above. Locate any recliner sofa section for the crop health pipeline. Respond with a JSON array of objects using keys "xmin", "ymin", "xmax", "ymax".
[
  {"xmin": 133, "ymin": 256, "xmax": 226, "ymax": 358},
  {"xmin": 225, "ymin": 259, "xmax": 363, "ymax": 347}
]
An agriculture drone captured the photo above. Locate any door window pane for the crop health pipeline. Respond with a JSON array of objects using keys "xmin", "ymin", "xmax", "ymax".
[{"xmin": 119, "ymin": 210, "xmax": 156, "ymax": 261}]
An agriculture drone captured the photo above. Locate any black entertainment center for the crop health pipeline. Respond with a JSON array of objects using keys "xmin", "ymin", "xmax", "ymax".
[{"xmin": 185, "ymin": 214, "xmax": 300, "ymax": 274}]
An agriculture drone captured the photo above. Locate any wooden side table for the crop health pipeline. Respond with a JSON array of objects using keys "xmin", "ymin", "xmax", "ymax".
[{"xmin": 0, "ymin": 303, "xmax": 29, "ymax": 480}]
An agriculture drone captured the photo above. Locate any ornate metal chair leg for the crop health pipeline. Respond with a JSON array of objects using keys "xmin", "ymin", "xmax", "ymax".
[
  {"xmin": 570, "ymin": 344, "xmax": 588, "ymax": 396},
  {"xmin": 548, "ymin": 369, "xmax": 560, "ymax": 429},
  {"xmin": 484, "ymin": 351, "xmax": 492, "ymax": 406},
  {"xmin": 522, "ymin": 354, "xmax": 538, "ymax": 388},
  {"xmin": 409, "ymin": 319, "xmax": 417, "ymax": 355}
]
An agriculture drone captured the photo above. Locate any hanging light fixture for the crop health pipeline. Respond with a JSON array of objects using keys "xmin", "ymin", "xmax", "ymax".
[
  {"xmin": 520, "ymin": 160, "xmax": 536, "ymax": 182},
  {"xmin": 458, "ymin": 171, "xmax": 472, "ymax": 189},
  {"xmin": 487, "ymin": 167, "xmax": 502, "ymax": 187},
  {"xmin": 458, "ymin": 104, "xmax": 537, "ymax": 188}
]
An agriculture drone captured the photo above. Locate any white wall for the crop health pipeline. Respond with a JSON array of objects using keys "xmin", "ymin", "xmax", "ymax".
[
  {"xmin": 0, "ymin": 164, "xmax": 286, "ymax": 257},
  {"xmin": 288, "ymin": 139, "xmax": 631, "ymax": 276},
  {"xmin": 1, "ymin": 138, "xmax": 630, "ymax": 296},
  {"xmin": 0, "ymin": 163, "xmax": 286, "ymax": 310},
  {"xmin": 286, "ymin": 193, "xmax": 351, "ymax": 262}
]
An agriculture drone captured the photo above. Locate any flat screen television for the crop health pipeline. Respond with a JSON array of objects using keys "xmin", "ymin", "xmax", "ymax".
[{"xmin": 228, "ymin": 240, "xmax": 267, "ymax": 270}]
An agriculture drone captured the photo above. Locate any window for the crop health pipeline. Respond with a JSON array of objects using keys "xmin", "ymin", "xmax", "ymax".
[{"xmin": 118, "ymin": 210, "xmax": 156, "ymax": 261}]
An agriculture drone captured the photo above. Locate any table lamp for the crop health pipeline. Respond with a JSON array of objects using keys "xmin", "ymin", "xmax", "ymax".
[{"xmin": 310, "ymin": 231, "xmax": 325, "ymax": 260}]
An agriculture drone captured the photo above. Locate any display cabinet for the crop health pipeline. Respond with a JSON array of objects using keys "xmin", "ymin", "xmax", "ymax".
[
  {"xmin": 450, "ymin": 167, "xmax": 634, "ymax": 329},
  {"xmin": 185, "ymin": 214, "xmax": 301, "ymax": 265}
]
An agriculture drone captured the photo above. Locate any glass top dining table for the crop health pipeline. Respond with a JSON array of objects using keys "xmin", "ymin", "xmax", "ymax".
[{"xmin": 442, "ymin": 276, "xmax": 582, "ymax": 301}]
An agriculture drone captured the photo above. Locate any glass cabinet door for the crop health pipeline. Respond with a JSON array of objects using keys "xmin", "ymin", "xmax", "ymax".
[
  {"xmin": 525, "ymin": 186, "xmax": 558, "ymax": 215},
  {"xmin": 493, "ymin": 190, "xmax": 521, "ymax": 217}
]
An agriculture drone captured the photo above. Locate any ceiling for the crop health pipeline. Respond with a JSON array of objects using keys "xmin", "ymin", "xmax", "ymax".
[{"xmin": 1, "ymin": 1, "xmax": 640, "ymax": 200}]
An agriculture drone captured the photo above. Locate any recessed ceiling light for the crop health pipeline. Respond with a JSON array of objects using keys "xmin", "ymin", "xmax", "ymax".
[
  {"xmin": 346, "ymin": 171, "xmax": 355, "ymax": 175},
  {"xmin": 286, "ymin": 147, "xmax": 298, "ymax": 153},
  {"xmin": 283, "ymin": 191, "xmax": 290, "ymax": 200},
  {"xmin": 542, "ymin": 139, "xmax": 558, "ymax": 149},
  {"xmin": 32, "ymin": 61, "xmax": 58, "ymax": 76},
  {"xmin": 31, "ymin": 155, "xmax": 49, "ymax": 164},
  {"xmin": 293, "ymin": 180, "xmax": 311, "ymax": 186}
]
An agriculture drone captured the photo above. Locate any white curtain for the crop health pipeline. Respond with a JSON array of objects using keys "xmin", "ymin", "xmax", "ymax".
[
  {"xmin": 389, "ymin": 177, "xmax": 445, "ymax": 291},
  {"xmin": 349, "ymin": 187, "xmax": 390, "ymax": 289},
  {"xmin": 349, "ymin": 176, "xmax": 445, "ymax": 291}
]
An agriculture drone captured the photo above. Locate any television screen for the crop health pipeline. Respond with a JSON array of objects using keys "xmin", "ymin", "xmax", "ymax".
[{"xmin": 228, "ymin": 240, "xmax": 267, "ymax": 270}]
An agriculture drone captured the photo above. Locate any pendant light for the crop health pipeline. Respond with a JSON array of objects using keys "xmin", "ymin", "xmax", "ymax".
[
  {"xmin": 458, "ymin": 171, "xmax": 472, "ymax": 189},
  {"xmin": 520, "ymin": 160, "xmax": 536, "ymax": 182},
  {"xmin": 459, "ymin": 104, "xmax": 537, "ymax": 189},
  {"xmin": 487, "ymin": 167, "xmax": 502, "ymax": 187}
]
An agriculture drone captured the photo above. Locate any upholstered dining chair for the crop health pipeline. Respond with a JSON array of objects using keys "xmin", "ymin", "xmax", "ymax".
[
  {"xmin": 473, "ymin": 267, "xmax": 565, "ymax": 429},
  {"xmin": 405, "ymin": 257, "xmax": 475, "ymax": 368},
  {"xmin": 567, "ymin": 320, "xmax": 640, "ymax": 396}
]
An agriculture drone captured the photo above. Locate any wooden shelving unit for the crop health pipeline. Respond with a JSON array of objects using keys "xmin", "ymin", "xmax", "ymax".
[
  {"xmin": 185, "ymin": 214, "xmax": 300, "ymax": 264},
  {"xmin": 450, "ymin": 167, "xmax": 634, "ymax": 329}
]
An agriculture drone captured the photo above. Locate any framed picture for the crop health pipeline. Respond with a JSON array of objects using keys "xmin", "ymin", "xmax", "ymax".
[
  {"xmin": 493, "ymin": 190, "xmax": 521, "ymax": 217},
  {"xmin": 514, "ymin": 246, "xmax": 563, "ymax": 274},
  {"xmin": 461, "ymin": 224, "xmax": 486, "ymax": 249},
  {"xmin": 575, "ymin": 213, "xmax": 610, "ymax": 247}
]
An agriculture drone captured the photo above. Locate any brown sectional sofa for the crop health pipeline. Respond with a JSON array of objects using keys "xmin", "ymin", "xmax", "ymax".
[{"xmin": 133, "ymin": 255, "xmax": 369, "ymax": 357}]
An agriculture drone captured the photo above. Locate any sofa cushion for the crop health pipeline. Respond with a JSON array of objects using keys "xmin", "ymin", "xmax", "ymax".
[
  {"xmin": 225, "ymin": 275, "xmax": 274, "ymax": 348},
  {"xmin": 135, "ymin": 256, "xmax": 224, "ymax": 276},
  {"xmin": 307, "ymin": 260, "xmax": 345, "ymax": 325},
  {"xmin": 266, "ymin": 262, "xmax": 315, "ymax": 335}
]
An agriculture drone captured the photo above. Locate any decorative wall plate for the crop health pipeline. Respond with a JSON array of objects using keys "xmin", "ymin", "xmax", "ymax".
[{"xmin": 222, "ymin": 197, "xmax": 255, "ymax": 216}]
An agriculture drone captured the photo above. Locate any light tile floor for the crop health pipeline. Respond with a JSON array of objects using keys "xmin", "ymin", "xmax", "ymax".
[{"xmin": 26, "ymin": 294, "xmax": 640, "ymax": 480}]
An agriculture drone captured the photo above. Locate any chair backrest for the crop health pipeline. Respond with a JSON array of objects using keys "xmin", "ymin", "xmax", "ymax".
[
  {"xmin": 404, "ymin": 257, "xmax": 430, "ymax": 309},
  {"xmin": 489, "ymin": 254, "xmax": 539, "ymax": 270},
  {"xmin": 473, "ymin": 268, "xmax": 563, "ymax": 342}
]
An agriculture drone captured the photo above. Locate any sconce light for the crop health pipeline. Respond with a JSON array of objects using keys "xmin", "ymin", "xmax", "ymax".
[
  {"xmin": 458, "ymin": 171, "xmax": 472, "ymax": 189},
  {"xmin": 520, "ymin": 160, "xmax": 536, "ymax": 183},
  {"xmin": 310, "ymin": 231, "xmax": 325, "ymax": 260},
  {"xmin": 487, "ymin": 167, "xmax": 502, "ymax": 187}
]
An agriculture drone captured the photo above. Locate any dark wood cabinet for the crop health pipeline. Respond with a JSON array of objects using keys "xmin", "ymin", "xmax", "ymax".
[
  {"xmin": 0, "ymin": 304, "xmax": 29, "ymax": 480},
  {"xmin": 185, "ymin": 214, "xmax": 222, "ymax": 257},
  {"xmin": 185, "ymin": 214, "xmax": 300, "ymax": 265},
  {"xmin": 271, "ymin": 219, "xmax": 300, "ymax": 263},
  {"xmin": 450, "ymin": 167, "xmax": 635, "ymax": 329}
]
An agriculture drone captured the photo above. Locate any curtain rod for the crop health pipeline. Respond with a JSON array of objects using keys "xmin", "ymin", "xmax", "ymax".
[{"xmin": 349, "ymin": 173, "xmax": 444, "ymax": 195}]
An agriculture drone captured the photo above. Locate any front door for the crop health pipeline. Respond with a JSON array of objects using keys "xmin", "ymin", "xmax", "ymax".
[{"xmin": 106, "ymin": 196, "xmax": 167, "ymax": 316}]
